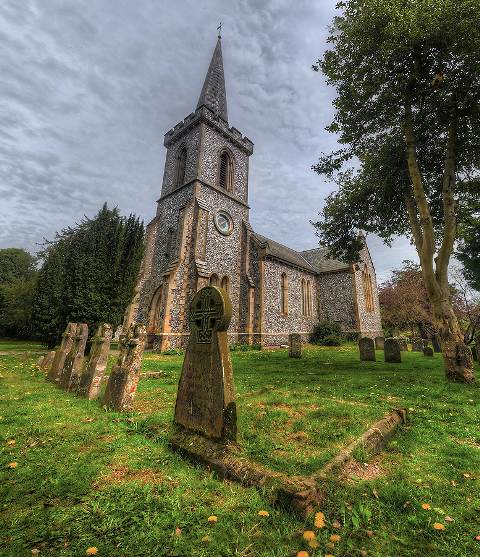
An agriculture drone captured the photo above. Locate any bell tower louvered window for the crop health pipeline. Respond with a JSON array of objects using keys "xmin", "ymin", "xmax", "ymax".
[{"xmin": 218, "ymin": 150, "xmax": 233, "ymax": 191}]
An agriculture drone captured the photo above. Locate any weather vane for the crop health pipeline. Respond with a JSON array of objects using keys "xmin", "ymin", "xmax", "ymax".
[{"xmin": 217, "ymin": 21, "xmax": 222, "ymax": 39}]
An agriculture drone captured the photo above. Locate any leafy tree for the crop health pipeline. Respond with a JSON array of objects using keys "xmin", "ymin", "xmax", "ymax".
[
  {"xmin": 312, "ymin": 0, "xmax": 480, "ymax": 382},
  {"xmin": 0, "ymin": 248, "xmax": 37, "ymax": 338},
  {"xmin": 456, "ymin": 184, "xmax": 480, "ymax": 291},
  {"xmin": 32, "ymin": 204, "xmax": 144, "ymax": 348}
]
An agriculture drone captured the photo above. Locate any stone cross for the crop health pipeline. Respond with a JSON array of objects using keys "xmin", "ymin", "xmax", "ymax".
[
  {"xmin": 174, "ymin": 286, "xmax": 236, "ymax": 442},
  {"xmin": 77, "ymin": 323, "xmax": 113, "ymax": 400},
  {"xmin": 59, "ymin": 323, "xmax": 88, "ymax": 391},
  {"xmin": 374, "ymin": 336, "xmax": 385, "ymax": 350},
  {"xmin": 47, "ymin": 323, "xmax": 77, "ymax": 383},
  {"xmin": 289, "ymin": 333, "xmax": 302, "ymax": 358},
  {"xmin": 359, "ymin": 337, "xmax": 376, "ymax": 361},
  {"xmin": 384, "ymin": 338, "xmax": 401, "ymax": 363},
  {"xmin": 103, "ymin": 323, "xmax": 146, "ymax": 411}
]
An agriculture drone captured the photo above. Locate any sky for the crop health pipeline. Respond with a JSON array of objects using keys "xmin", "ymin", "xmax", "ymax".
[{"xmin": 0, "ymin": 0, "xmax": 417, "ymax": 283}]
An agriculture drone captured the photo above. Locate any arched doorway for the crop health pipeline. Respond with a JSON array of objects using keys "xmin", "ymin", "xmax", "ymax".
[{"xmin": 147, "ymin": 284, "xmax": 164, "ymax": 332}]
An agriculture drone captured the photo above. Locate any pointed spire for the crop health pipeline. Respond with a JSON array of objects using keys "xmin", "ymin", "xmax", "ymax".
[{"xmin": 197, "ymin": 38, "xmax": 228, "ymax": 122}]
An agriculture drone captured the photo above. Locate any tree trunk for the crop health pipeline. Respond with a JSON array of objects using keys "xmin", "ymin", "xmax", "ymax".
[{"xmin": 431, "ymin": 293, "xmax": 475, "ymax": 383}]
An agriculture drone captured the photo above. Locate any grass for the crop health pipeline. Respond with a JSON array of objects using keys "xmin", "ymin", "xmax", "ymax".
[{"xmin": 1, "ymin": 343, "xmax": 479, "ymax": 556}]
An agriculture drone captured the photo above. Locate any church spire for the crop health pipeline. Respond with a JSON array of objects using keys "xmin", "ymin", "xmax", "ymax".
[{"xmin": 196, "ymin": 37, "xmax": 228, "ymax": 122}]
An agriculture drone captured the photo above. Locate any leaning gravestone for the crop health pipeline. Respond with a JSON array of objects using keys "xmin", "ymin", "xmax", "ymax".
[
  {"xmin": 359, "ymin": 337, "xmax": 376, "ymax": 362},
  {"xmin": 423, "ymin": 346, "xmax": 434, "ymax": 357},
  {"xmin": 59, "ymin": 323, "xmax": 88, "ymax": 391},
  {"xmin": 289, "ymin": 333, "xmax": 302, "ymax": 358},
  {"xmin": 77, "ymin": 323, "xmax": 112, "ymax": 400},
  {"xmin": 103, "ymin": 323, "xmax": 146, "ymax": 411},
  {"xmin": 385, "ymin": 338, "xmax": 401, "ymax": 363},
  {"xmin": 37, "ymin": 350, "xmax": 56, "ymax": 372},
  {"xmin": 375, "ymin": 336, "xmax": 385, "ymax": 350},
  {"xmin": 411, "ymin": 338, "xmax": 424, "ymax": 352},
  {"xmin": 432, "ymin": 334, "xmax": 442, "ymax": 353},
  {"xmin": 174, "ymin": 286, "xmax": 236, "ymax": 442},
  {"xmin": 47, "ymin": 323, "xmax": 77, "ymax": 383}
]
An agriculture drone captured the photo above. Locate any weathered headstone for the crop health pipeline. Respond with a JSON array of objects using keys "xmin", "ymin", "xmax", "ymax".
[
  {"xmin": 384, "ymin": 338, "xmax": 401, "ymax": 363},
  {"xmin": 77, "ymin": 323, "xmax": 113, "ymax": 400},
  {"xmin": 432, "ymin": 334, "xmax": 442, "ymax": 353},
  {"xmin": 59, "ymin": 323, "xmax": 88, "ymax": 391},
  {"xmin": 103, "ymin": 323, "xmax": 146, "ymax": 411},
  {"xmin": 359, "ymin": 337, "xmax": 376, "ymax": 361},
  {"xmin": 289, "ymin": 333, "xmax": 302, "ymax": 358},
  {"xmin": 423, "ymin": 346, "xmax": 434, "ymax": 357},
  {"xmin": 174, "ymin": 286, "xmax": 236, "ymax": 442},
  {"xmin": 411, "ymin": 338, "xmax": 423, "ymax": 352},
  {"xmin": 37, "ymin": 350, "xmax": 55, "ymax": 372},
  {"xmin": 374, "ymin": 336, "xmax": 385, "ymax": 350},
  {"xmin": 47, "ymin": 323, "xmax": 77, "ymax": 383}
]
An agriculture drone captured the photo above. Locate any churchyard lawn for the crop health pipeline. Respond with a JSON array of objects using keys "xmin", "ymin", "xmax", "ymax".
[{"xmin": 1, "ymin": 344, "xmax": 479, "ymax": 556}]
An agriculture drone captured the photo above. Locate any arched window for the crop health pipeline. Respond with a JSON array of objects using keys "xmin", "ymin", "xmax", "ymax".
[
  {"xmin": 306, "ymin": 280, "xmax": 312, "ymax": 317},
  {"xmin": 147, "ymin": 284, "xmax": 163, "ymax": 332},
  {"xmin": 209, "ymin": 273, "xmax": 219, "ymax": 287},
  {"xmin": 218, "ymin": 150, "xmax": 234, "ymax": 191},
  {"xmin": 362, "ymin": 266, "xmax": 374, "ymax": 313},
  {"xmin": 280, "ymin": 273, "xmax": 288, "ymax": 314},
  {"xmin": 175, "ymin": 146, "xmax": 187, "ymax": 187},
  {"xmin": 301, "ymin": 279, "xmax": 307, "ymax": 316},
  {"xmin": 221, "ymin": 275, "xmax": 230, "ymax": 294}
]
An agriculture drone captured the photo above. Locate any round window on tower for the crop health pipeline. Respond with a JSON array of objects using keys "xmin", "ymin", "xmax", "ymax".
[{"xmin": 214, "ymin": 210, "xmax": 234, "ymax": 236}]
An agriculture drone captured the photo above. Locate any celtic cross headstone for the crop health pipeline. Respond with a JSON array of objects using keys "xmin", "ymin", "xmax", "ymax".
[
  {"xmin": 103, "ymin": 323, "xmax": 146, "ymax": 411},
  {"xmin": 174, "ymin": 286, "xmax": 236, "ymax": 442}
]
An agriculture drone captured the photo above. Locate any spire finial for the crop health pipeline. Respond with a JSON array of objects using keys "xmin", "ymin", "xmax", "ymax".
[{"xmin": 217, "ymin": 21, "xmax": 222, "ymax": 39}]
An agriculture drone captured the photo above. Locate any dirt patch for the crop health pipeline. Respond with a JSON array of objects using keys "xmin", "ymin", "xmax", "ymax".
[
  {"xmin": 343, "ymin": 457, "xmax": 385, "ymax": 481},
  {"xmin": 94, "ymin": 466, "xmax": 164, "ymax": 486}
]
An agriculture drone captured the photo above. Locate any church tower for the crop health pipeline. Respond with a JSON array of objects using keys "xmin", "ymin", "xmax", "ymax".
[{"xmin": 136, "ymin": 37, "xmax": 254, "ymax": 349}]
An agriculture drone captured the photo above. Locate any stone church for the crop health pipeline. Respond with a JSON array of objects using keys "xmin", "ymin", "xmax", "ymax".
[{"xmin": 131, "ymin": 37, "xmax": 382, "ymax": 349}]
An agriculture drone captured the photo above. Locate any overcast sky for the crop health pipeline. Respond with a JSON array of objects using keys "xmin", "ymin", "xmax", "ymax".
[{"xmin": 0, "ymin": 0, "xmax": 417, "ymax": 282}]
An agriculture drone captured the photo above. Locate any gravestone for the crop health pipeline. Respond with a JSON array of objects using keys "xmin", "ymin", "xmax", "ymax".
[
  {"xmin": 411, "ymin": 338, "xmax": 423, "ymax": 352},
  {"xmin": 59, "ymin": 323, "xmax": 88, "ymax": 391},
  {"xmin": 359, "ymin": 337, "xmax": 376, "ymax": 361},
  {"xmin": 77, "ymin": 323, "xmax": 113, "ymax": 400},
  {"xmin": 103, "ymin": 323, "xmax": 146, "ymax": 411},
  {"xmin": 37, "ymin": 350, "xmax": 55, "ymax": 372},
  {"xmin": 432, "ymin": 334, "xmax": 442, "ymax": 353},
  {"xmin": 423, "ymin": 346, "xmax": 434, "ymax": 357},
  {"xmin": 47, "ymin": 323, "xmax": 77, "ymax": 383},
  {"xmin": 174, "ymin": 286, "xmax": 236, "ymax": 442},
  {"xmin": 375, "ymin": 336, "xmax": 385, "ymax": 350},
  {"xmin": 384, "ymin": 338, "xmax": 401, "ymax": 363},
  {"xmin": 289, "ymin": 333, "xmax": 302, "ymax": 358}
]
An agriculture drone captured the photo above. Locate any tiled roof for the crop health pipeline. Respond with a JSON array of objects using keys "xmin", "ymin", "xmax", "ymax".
[
  {"xmin": 253, "ymin": 233, "xmax": 317, "ymax": 272},
  {"xmin": 300, "ymin": 247, "xmax": 351, "ymax": 273}
]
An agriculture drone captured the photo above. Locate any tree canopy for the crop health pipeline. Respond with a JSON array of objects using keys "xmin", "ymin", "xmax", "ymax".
[
  {"xmin": 312, "ymin": 0, "xmax": 480, "ymax": 382},
  {"xmin": 32, "ymin": 204, "xmax": 144, "ymax": 347}
]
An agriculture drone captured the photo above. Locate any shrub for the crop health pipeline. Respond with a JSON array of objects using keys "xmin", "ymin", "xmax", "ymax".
[
  {"xmin": 311, "ymin": 320, "xmax": 343, "ymax": 345},
  {"xmin": 321, "ymin": 334, "xmax": 343, "ymax": 346}
]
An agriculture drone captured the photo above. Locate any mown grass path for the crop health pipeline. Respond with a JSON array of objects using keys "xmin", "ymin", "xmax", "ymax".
[{"xmin": 1, "ymin": 344, "xmax": 479, "ymax": 556}]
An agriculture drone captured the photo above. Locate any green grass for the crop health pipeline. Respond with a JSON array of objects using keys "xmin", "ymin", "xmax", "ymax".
[
  {"xmin": 1, "ymin": 343, "xmax": 479, "ymax": 556},
  {"xmin": 0, "ymin": 339, "xmax": 45, "ymax": 352}
]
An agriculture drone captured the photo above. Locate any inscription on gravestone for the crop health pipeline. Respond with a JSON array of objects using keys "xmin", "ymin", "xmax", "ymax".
[
  {"xmin": 77, "ymin": 323, "xmax": 112, "ymax": 400},
  {"xmin": 289, "ymin": 333, "xmax": 302, "ymax": 358},
  {"xmin": 103, "ymin": 324, "xmax": 146, "ymax": 411},
  {"xmin": 174, "ymin": 286, "xmax": 236, "ymax": 442},
  {"xmin": 359, "ymin": 337, "xmax": 376, "ymax": 361},
  {"xmin": 47, "ymin": 323, "xmax": 77, "ymax": 383}
]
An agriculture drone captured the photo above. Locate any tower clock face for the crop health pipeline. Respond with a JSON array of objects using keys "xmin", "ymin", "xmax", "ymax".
[{"xmin": 214, "ymin": 210, "xmax": 234, "ymax": 236}]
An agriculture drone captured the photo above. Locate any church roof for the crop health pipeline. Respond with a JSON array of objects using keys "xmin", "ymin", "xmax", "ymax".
[
  {"xmin": 253, "ymin": 233, "xmax": 317, "ymax": 273},
  {"xmin": 300, "ymin": 247, "xmax": 351, "ymax": 273},
  {"xmin": 197, "ymin": 38, "xmax": 228, "ymax": 122}
]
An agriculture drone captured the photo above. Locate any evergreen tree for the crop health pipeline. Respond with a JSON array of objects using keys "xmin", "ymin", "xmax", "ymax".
[{"xmin": 32, "ymin": 204, "xmax": 144, "ymax": 347}]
